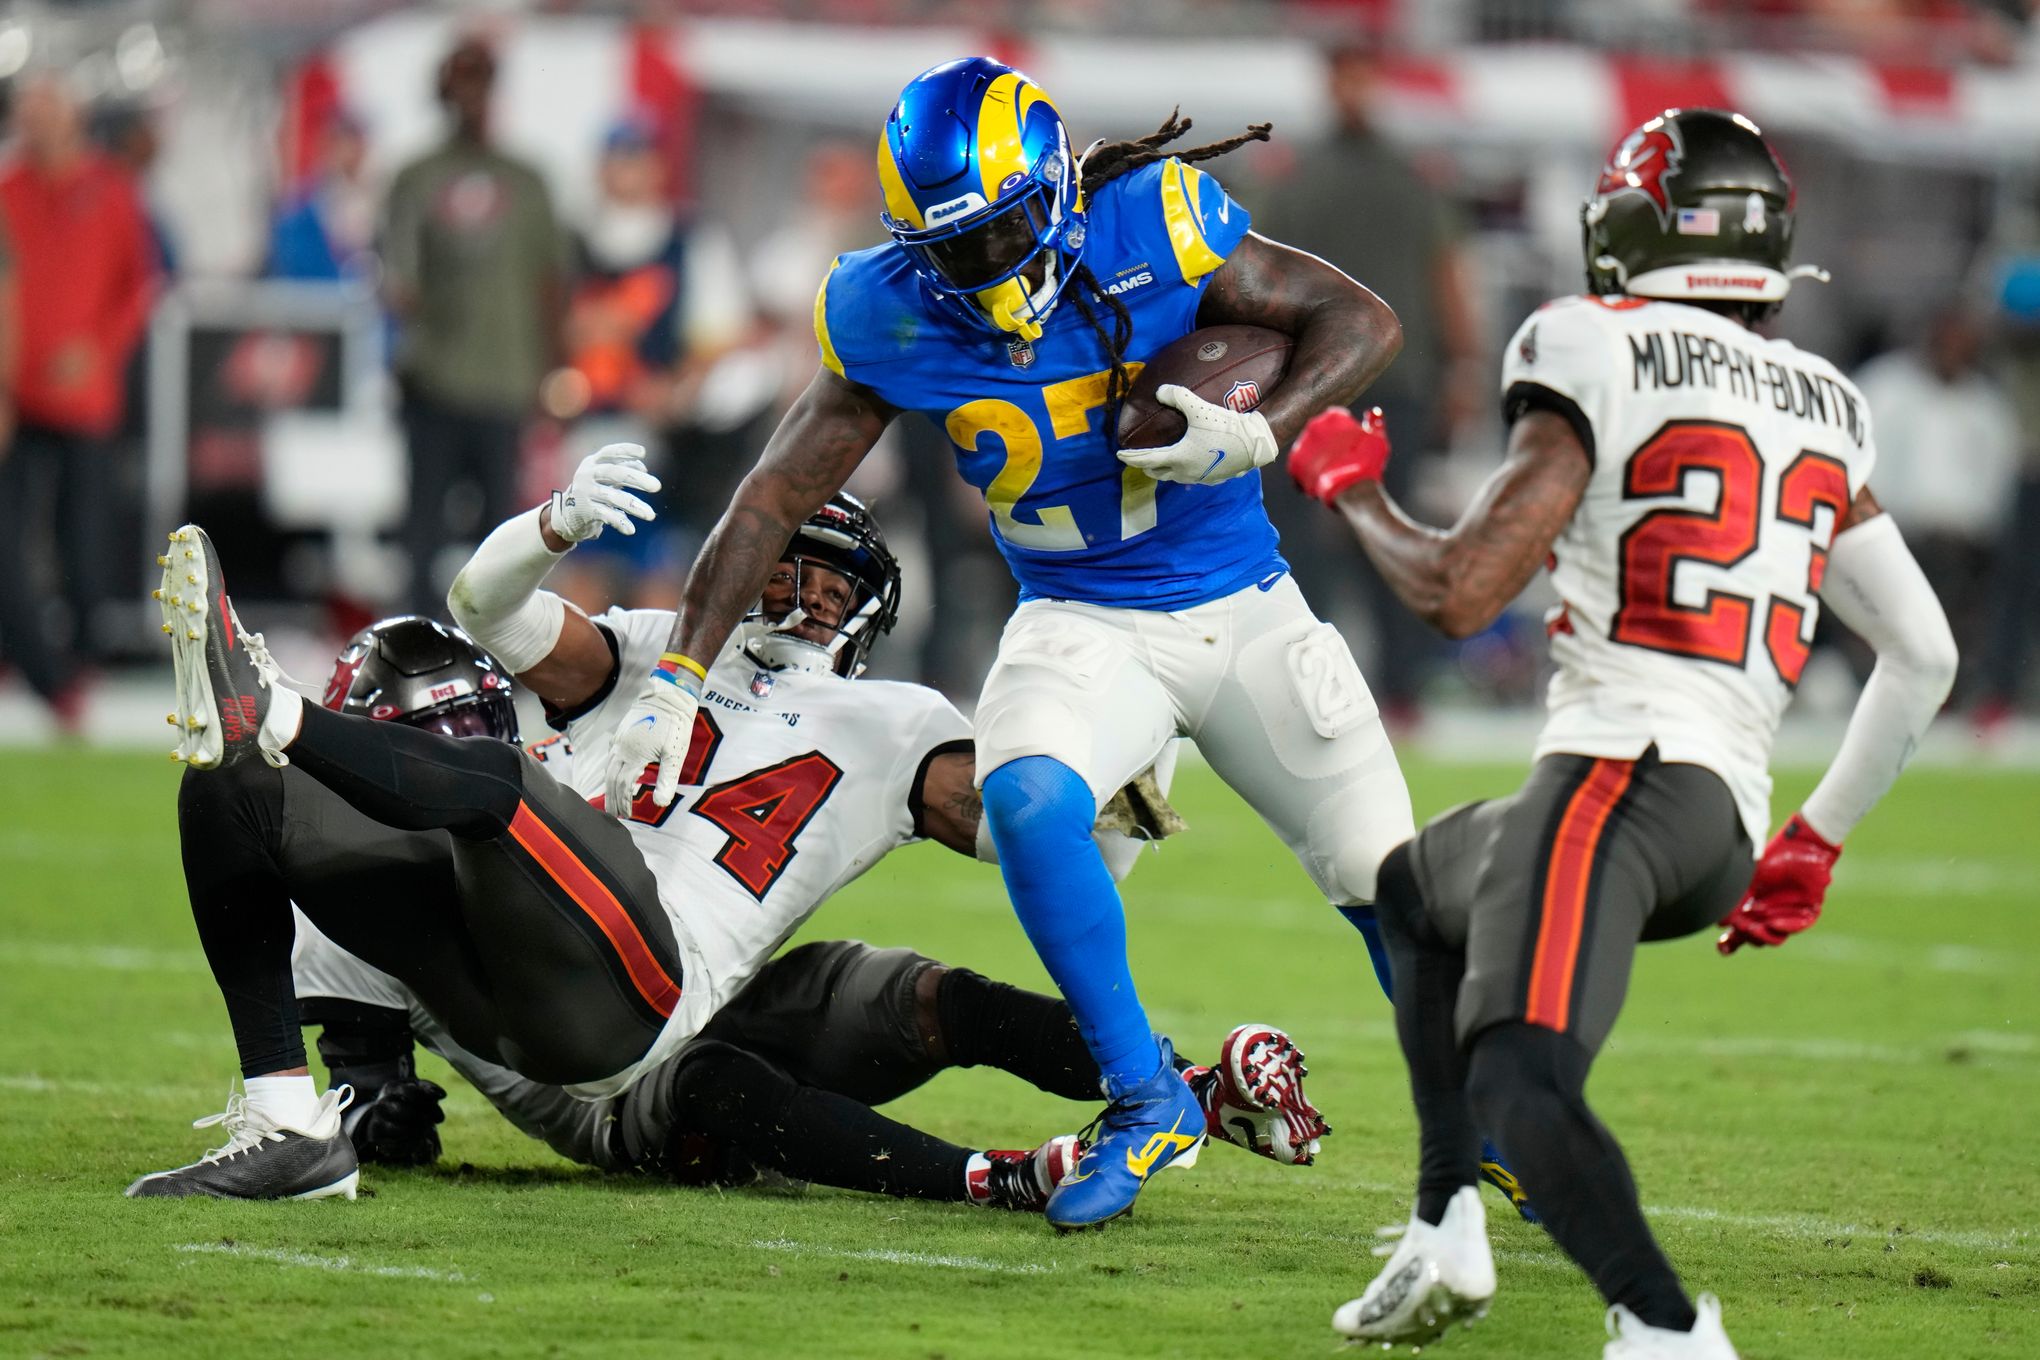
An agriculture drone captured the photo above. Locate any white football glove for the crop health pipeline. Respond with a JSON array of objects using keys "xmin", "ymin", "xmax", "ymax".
[
  {"xmin": 603, "ymin": 674, "xmax": 700, "ymax": 816},
  {"xmin": 548, "ymin": 443, "xmax": 661, "ymax": 544},
  {"xmin": 1115, "ymin": 384, "xmax": 1279, "ymax": 486}
]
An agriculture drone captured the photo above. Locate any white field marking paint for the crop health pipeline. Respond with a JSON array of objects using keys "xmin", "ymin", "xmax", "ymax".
[
  {"xmin": 1307, "ymin": 1186, "xmax": 2030, "ymax": 1256},
  {"xmin": 1639, "ymin": 1205, "xmax": 2032, "ymax": 1254},
  {"xmin": 7, "ymin": 941, "xmax": 208, "ymax": 973},
  {"xmin": 750, "ymin": 1238, "xmax": 1056, "ymax": 1276},
  {"xmin": 176, "ymin": 1242, "xmax": 470, "ymax": 1282},
  {"xmin": 0, "ymin": 1073, "xmax": 209, "ymax": 1101},
  {"xmin": 1786, "ymin": 933, "xmax": 2023, "ymax": 976},
  {"xmin": 1835, "ymin": 858, "xmax": 2040, "ymax": 898}
]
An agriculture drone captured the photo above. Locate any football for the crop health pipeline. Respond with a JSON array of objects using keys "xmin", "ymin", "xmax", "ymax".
[{"xmin": 1115, "ymin": 324, "xmax": 1293, "ymax": 449}]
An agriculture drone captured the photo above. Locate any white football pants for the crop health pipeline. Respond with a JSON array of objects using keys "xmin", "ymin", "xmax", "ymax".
[{"xmin": 973, "ymin": 574, "xmax": 1414, "ymax": 904}]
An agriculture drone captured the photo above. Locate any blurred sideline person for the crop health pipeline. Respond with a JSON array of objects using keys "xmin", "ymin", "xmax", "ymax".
[
  {"xmin": 548, "ymin": 116, "xmax": 754, "ymax": 611},
  {"xmin": 0, "ymin": 73, "xmax": 158, "ymax": 712},
  {"xmin": 286, "ymin": 619, "xmax": 1324, "ymax": 1200},
  {"xmin": 129, "ymin": 447, "xmax": 1322, "ymax": 1208},
  {"xmin": 1259, "ymin": 43, "xmax": 1487, "ymax": 725},
  {"xmin": 1853, "ymin": 304, "xmax": 2018, "ymax": 706},
  {"xmin": 599, "ymin": 56, "xmax": 1416, "ymax": 1232},
  {"xmin": 382, "ymin": 37, "xmax": 567, "ymax": 613},
  {"xmin": 1290, "ymin": 110, "xmax": 1956, "ymax": 1356},
  {"xmin": 267, "ymin": 109, "xmax": 377, "ymax": 282}
]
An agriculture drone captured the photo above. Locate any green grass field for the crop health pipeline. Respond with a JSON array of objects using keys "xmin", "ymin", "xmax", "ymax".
[{"xmin": 2, "ymin": 748, "xmax": 2036, "ymax": 1359}]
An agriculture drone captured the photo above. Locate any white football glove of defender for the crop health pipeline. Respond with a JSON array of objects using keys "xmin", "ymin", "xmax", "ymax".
[
  {"xmin": 548, "ymin": 443, "xmax": 661, "ymax": 544},
  {"xmin": 1115, "ymin": 384, "xmax": 1279, "ymax": 486},
  {"xmin": 604, "ymin": 672, "xmax": 701, "ymax": 816}
]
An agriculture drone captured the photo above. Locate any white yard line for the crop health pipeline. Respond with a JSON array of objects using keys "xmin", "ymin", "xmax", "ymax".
[
  {"xmin": 0, "ymin": 1073, "xmax": 209, "ymax": 1100},
  {"xmin": 1639, "ymin": 1205, "xmax": 2031, "ymax": 1254},
  {"xmin": 750, "ymin": 1237, "xmax": 1056, "ymax": 1276},
  {"xmin": 5, "ymin": 941, "xmax": 208, "ymax": 973},
  {"xmin": 175, "ymin": 1241, "xmax": 470, "ymax": 1282}
]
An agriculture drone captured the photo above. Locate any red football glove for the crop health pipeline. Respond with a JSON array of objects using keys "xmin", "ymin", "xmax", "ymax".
[
  {"xmin": 1717, "ymin": 813, "xmax": 1842, "ymax": 955},
  {"xmin": 1288, "ymin": 405, "xmax": 1390, "ymax": 505}
]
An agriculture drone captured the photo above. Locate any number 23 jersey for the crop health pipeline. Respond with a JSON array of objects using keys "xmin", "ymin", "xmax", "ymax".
[
  {"xmin": 1502, "ymin": 295, "xmax": 1877, "ymax": 845},
  {"xmin": 551, "ymin": 608, "xmax": 969, "ymax": 1096},
  {"xmin": 814, "ymin": 158, "xmax": 1283, "ymax": 611}
]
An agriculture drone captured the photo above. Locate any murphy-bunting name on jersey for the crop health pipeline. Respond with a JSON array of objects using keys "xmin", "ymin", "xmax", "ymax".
[{"xmin": 1629, "ymin": 330, "xmax": 1864, "ymax": 447}]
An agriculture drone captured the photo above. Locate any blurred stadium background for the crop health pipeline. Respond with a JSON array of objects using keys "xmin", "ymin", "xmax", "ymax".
[{"xmin": 0, "ymin": 0, "xmax": 2037, "ymax": 759}]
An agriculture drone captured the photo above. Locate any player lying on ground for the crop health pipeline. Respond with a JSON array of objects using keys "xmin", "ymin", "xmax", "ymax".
[
  {"xmin": 1288, "ymin": 109, "xmax": 1957, "ymax": 1358},
  {"xmin": 597, "ymin": 56, "xmax": 1426, "ymax": 1233},
  {"xmin": 130, "ymin": 460, "xmax": 1325, "ymax": 1204},
  {"xmin": 289, "ymin": 612, "xmax": 1324, "ymax": 1205}
]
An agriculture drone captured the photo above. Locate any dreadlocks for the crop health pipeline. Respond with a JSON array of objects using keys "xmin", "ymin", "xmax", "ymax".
[{"xmin": 1068, "ymin": 111, "xmax": 1273, "ymax": 452}]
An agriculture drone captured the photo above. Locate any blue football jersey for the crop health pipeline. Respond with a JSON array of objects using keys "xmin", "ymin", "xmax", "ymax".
[{"xmin": 815, "ymin": 158, "xmax": 1286, "ymax": 610}]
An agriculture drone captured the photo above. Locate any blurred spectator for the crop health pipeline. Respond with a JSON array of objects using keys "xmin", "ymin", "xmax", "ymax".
[
  {"xmin": 1981, "ymin": 252, "xmax": 2040, "ymax": 726},
  {"xmin": 94, "ymin": 101, "xmax": 177, "ymax": 275},
  {"xmin": 1855, "ymin": 304, "xmax": 2019, "ymax": 706},
  {"xmin": 267, "ymin": 110, "xmax": 376, "ymax": 282},
  {"xmin": 381, "ymin": 39, "xmax": 566, "ymax": 613},
  {"xmin": 1257, "ymin": 44, "xmax": 1486, "ymax": 724},
  {"xmin": 548, "ymin": 115, "xmax": 754, "ymax": 609},
  {"xmin": 0, "ymin": 73, "xmax": 158, "ymax": 714}
]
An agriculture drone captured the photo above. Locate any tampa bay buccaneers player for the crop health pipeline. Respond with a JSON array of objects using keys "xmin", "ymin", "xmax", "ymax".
[{"xmin": 1289, "ymin": 109, "xmax": 1957, "ymax": 1356}]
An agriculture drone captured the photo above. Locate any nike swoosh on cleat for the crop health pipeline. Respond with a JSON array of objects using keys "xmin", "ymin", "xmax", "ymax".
[{"xmin": 1124, "ymin": 1113, "xmax": 1198, "ymax": 1180}]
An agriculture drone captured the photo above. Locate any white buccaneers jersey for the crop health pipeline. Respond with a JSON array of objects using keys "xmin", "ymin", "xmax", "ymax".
[
  {"xmin": 554, "ymin": 609, "xmax": 970, "ymax": 1098},
  {"xmin": 1500, "ymin": 296, "xmax": 1876, "ymax": 845}
]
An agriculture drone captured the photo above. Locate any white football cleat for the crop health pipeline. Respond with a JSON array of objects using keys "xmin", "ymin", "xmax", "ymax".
[
  {"xmin": 156, "ymin": 525, "xmax": 298, "ymax": 769},
  {"xmin": 1604, "ymin": 1293, "xmax": 1739, "ymax": 1359},
  {"xmin": 1332, "ymin": 1185, "xmax": 1497, "ymax": 1345}
]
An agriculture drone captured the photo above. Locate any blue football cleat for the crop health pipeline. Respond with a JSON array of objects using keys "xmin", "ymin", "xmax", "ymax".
[
  {"xmin": 1045, "ymin": 1040, "xmax": 1206, "ymax": 1231},
  {"xmin": 1478, "ymin": 1138, "xmax": 1540, "ymax": 1223}
]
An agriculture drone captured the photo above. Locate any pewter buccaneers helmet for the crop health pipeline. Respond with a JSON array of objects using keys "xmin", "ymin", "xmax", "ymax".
[
  {"xmin": 1583, "ymin": 108, "xmax": 1825, "ymax": 311},
  {"xmin": 323, "ymin": 616, "xmax": 518, "ymax": 740}
]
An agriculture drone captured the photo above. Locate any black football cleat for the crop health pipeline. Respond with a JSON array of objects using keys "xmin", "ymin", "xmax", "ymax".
[
  {"xmin": 126, "ymin": 1088, "xmax": 359, "ymax": 1201},
  {"xmin": 156, "ymin": 525, "xmax": 290, "ymax": 769}
]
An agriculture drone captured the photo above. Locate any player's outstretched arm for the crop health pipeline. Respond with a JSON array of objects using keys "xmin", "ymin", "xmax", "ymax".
[
  {"xmin": 1721, "ymin": 490, "xmax": 1958, "ymax": 954},
  {"xmin": 448, "ymin": 443, "xmax": 660, "ymax": 712},
  {"xmin": 1295, "ymin": 405, "xmax": 1590, "ymax": 639},
  {"xmin": 604, "ymin": 368, "xmax": 895, "ymax": 813},
  {"xmin": 1196, "ymin": 232, "xmax": 1402, "ymax": 449}
]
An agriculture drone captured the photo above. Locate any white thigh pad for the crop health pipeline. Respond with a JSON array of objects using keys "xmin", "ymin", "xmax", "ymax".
[{"xmin": 973, "ymin": 603, "xmax": 1175, "ymax": 807}]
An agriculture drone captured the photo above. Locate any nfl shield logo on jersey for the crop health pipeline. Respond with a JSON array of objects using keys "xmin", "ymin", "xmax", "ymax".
[
  {"xmin": 1222, "ymin": 380, "xmax": 1262, "ymax": 413},
  {"xmin": 1007, "ymin": 337, "xmax": 1037, "ymax": 369}
]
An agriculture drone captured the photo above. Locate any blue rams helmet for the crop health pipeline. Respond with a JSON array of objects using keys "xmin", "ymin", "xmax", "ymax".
[{"xmin": 878, "ymin": 57, "xmax": 1085, "ymax": 341}]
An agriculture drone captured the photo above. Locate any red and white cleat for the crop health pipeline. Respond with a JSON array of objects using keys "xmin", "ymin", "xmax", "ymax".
[
  {"xmin": 968, "ymin": 1133, "xmax": 1084, "ymax": 1213},
  {"xmin": 1187, "ymin": 1023, "xmax": 1329, "ymax": 1166}
]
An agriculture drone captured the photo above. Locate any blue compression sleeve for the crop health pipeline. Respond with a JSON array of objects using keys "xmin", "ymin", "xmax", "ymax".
[
  {"xmin": 1337, "ymin": 904, "xmax": 1396, "ymax": 1001},
  {"xmin": 981, "ymin": 756, "xmax": 1159, "ymax": 1090}
]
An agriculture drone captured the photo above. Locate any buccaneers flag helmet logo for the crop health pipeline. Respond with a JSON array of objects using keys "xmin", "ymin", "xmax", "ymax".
[{"xmin": 1596, "ymin": 122, "xmax": 1683, "ymax": 225}]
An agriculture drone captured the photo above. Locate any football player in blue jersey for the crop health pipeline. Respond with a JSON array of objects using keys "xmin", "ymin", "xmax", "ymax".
[{"xmin": 603, "ymin": 58, "xmax": 1416, "ymax": 1230}]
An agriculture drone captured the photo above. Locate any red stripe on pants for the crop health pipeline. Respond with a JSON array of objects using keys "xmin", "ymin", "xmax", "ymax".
[
  {"xmin": 507, "ymin": 803, "xmax": 681, "ymax": 1019},
  {"xmin": 1525, "ymin": 760, "xmax": 1634, "ymax": 1032}
]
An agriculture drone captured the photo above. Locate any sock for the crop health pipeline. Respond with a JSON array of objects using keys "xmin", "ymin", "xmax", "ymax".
[
  {"xmin": 1468, "ymin": 1022, "xmax": 1696, "ymax": 1331},
  {"xmin": 261, "ymin": 684, "xmax": 304, "ymax": 758},
  {"xmin": 935, "ymin": 967, "xmax": 1099, "ymax": 1101},
  {"xmin": 1373, "ymin": 845, "xmax": 1480, "ymax": 1226},
  {"xmin": 178, "ymin": 764, "xmax": 306, "ymax": 1076},
  {"xmin": 245, "ymin": 1073, "xmax": 319, "ymax": 1130},
  {"xmin": 288, "ymin": 700, "xmax": 524, "ymax": 837},
  {"xmin": 667, "ymin": 1043, "xmax": 970, "ymax": 1201},
  {"xmin": 981, "ymin": 757, "xmax": 1158, "ymax": 1091},
  {"xmin": 1336, "ymin": 903, "xmax": 1396, "ymax": 1000},
  {"xmin": 962, "ymin": 1151, "xmax": 993, "ymax": 1205}
]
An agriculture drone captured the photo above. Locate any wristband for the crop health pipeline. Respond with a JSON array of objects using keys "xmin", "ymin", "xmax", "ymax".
[{"xmin": 651, "ymin": 652, "xmax": 706, "ymax": 692}]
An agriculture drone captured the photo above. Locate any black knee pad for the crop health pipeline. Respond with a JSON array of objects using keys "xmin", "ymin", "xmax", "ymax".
[{"xmin": 653, "ymin": 1041, "xmax": 798, "ymax": 1186}]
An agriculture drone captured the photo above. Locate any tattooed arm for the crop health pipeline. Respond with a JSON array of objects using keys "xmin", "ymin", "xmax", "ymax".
[
  {"xmin": 661, "ymin": 367, "xmax": 895, "ymax": 665},
  {"xmin": 1335, "ymin": 408, "xmax": 1591, "ymax": 640},
  {"xmin": 915, "ymin": 751, "xmax": 983, "ymax": 858},
  {"xmin": 1197, "ymin": 231, "xmax": 1402, "ymax": 448}
]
